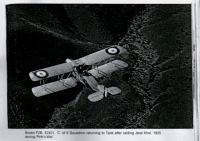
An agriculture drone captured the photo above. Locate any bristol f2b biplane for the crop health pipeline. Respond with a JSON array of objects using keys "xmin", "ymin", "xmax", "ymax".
[{"xmin": 29, "ymin": 45, "xmax": 128, "ymax": 102}]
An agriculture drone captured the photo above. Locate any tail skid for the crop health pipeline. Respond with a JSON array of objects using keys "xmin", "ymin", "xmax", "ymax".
[{"xmin": 88, "ymin": 86, "xmax": 121, "ymax": 102}]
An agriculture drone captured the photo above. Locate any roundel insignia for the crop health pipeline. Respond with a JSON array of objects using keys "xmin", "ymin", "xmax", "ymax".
[
  {"xmin": 105, "ymin": 46, "xmax": 120, "ymax": 55},
  {"xmin": 34, "ymin": 70, "xmax": 49, "ymax": 78}
]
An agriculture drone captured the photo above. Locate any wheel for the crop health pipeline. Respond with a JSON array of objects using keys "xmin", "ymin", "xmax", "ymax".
[
  {"xmin": 105, "ymin": 46, "xmax": 120, "ymax": 55},
  {"xmin": 34, "ymin": 70, "xmax": 49, "ymax": 78}
]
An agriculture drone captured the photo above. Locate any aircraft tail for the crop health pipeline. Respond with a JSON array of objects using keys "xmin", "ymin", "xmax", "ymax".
[
  {"xmin": 88, "ymin": 86, "xmax": 121, "ymax": 102},
  {"xmin": 107, "ymin": 87, "xmax": 121, "ymax": 95},
  {"xmin": 88, "ymin": 91, "xmax": 104, "ymax": 102}
]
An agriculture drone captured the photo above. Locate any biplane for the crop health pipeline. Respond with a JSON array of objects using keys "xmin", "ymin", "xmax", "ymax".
[{"xmin": 29, "ymin": 45, "xmax": 128, "ymax": 102}]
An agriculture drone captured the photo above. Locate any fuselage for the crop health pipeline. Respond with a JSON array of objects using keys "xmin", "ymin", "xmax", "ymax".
[{"xmin": 66, "ymin": 58, "xmax": 105, "ymax": 94}]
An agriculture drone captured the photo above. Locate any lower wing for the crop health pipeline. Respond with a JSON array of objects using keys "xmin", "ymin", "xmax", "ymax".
[
  {"xmin": 88, "ymin": 60, "xmax": 128, "ymax": 78},
  {"xmin": 29, "ymin": 62, "xmax": 74, "ymax": 82},
  {"xmin": 31, "ymin": 77, "xmax": 77, "ymax": 97}
]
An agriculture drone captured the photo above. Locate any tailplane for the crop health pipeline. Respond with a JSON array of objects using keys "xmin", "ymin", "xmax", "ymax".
[
  {"xmin": 88, "ymin": 91, "xmax": 104, "ymax": 102},
  {"xmin": 88, "ymin": 87, "xmax": 121, "ymax": 102},
  {"xmin": 107, "ymin": 87, "xmax": 121, "ymax": 95}
]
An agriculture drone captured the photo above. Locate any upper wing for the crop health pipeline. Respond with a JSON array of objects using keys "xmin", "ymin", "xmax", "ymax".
[
  {"xmin": 88, "ymin": 60, "xmax": 128, "ymax": 78},
  {"xmin": 29, "ymin": 45, "xmax": 126, "ymax": 81},
  {"xmin": 31, "ymin": 77, "xmax": 77, "ymax": 97},
  {"xmin": 29, "ymin": 62, "xmax": 74, "ymax": 81},
  {"xmin": 73, "ymin": 45, "xmax": 127, "ymax": 66}
]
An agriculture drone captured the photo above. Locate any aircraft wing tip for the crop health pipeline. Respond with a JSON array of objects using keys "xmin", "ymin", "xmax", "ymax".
[
  {"xmin": 29, "ymin": 72, "xmax": 38, "ymax": 81},
  {"xmin": 31, "ymin": 88, "xmax": 39, "ymax": 97},
  {"xmin": 114, "ymin": 60, "xmax": 129, "ymax": 67}
]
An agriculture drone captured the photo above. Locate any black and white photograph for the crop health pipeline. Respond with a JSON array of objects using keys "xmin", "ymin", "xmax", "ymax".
[{"xmin": 6, "ymin": 4, "xmax": 193, "ymax": 129}]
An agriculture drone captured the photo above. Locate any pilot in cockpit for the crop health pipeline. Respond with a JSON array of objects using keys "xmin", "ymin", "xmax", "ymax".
[{"xmin": 76, "ymin": 65, "xmax": 92, "ymax": 76}]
